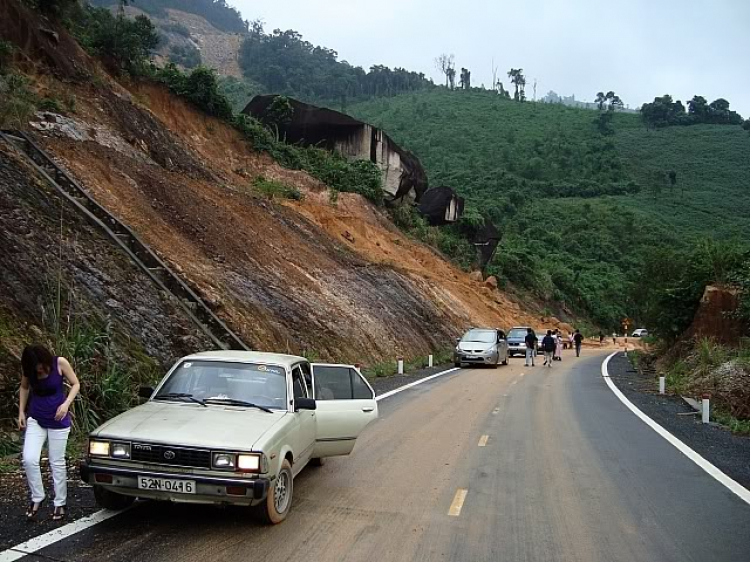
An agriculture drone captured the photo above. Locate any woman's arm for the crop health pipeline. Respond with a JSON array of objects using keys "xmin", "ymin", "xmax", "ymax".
[
  {"xmin": 56, "ymin": 357, "xmax": 81, "ymax": 421},
  {"xmin": 18, "ymin": 375, "xmax": 29, "ymax": 429}
]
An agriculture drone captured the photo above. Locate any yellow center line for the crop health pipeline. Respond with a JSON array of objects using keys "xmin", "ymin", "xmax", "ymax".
[
  {"xmin": 448, "ymin": 488, "xmax": 468, "ymax": 517},
  {"xmin": 478, "ymin": 435, "xmax": 489, "ymax": 447}
]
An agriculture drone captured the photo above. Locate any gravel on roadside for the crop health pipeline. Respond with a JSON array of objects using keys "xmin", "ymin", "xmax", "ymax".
[{"xmin": 607, "ymin": 353, "xmax": 750, "ymax": 490}]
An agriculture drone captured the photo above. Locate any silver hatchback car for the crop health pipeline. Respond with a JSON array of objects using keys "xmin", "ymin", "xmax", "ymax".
[{"xmin": 454, "ymin": 328, "xmax": 509, "ymax": 368}]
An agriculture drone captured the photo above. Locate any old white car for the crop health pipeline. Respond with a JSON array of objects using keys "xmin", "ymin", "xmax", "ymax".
[{"xmin": 80, "ymin": 351, "xmax": 378, "ymax": 523}]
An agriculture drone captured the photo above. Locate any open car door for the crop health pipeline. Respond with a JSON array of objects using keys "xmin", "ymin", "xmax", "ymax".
[{"xmin": 310, "ymin": 364, "xmax": 378, "ymax": 458}]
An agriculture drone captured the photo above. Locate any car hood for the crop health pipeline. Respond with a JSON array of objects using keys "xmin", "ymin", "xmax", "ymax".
[
  {"xmin": 92, "ymin": 401, "xmax": 287, "ymax": 450},
  {"xmin": 457, "ymin": 342, "xmax": 495, "ymax": 352}
]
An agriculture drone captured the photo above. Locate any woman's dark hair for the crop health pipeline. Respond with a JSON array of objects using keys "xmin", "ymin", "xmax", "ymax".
[{"xmin": 21, "ymin": 345, "xmax": 54, "ymax": 386}]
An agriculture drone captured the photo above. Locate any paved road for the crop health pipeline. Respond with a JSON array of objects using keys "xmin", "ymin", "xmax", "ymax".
[{"xmin": 12, "ymin": 352, "xmax": 750, "ymax": 561}]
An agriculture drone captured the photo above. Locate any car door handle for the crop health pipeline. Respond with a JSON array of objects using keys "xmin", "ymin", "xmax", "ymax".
[{"xmin": 362, "ymin": 407, "xmax": 375, "ymax": 412}]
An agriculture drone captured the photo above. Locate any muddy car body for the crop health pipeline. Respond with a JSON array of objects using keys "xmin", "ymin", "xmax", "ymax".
[{"xmin": 80, "ymin": 351, "xmax": 378, "ymax": 523}]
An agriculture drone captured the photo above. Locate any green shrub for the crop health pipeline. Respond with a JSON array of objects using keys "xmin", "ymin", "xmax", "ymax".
[
  {"xmin": 253, "ymin": 176, "xmax": 303, "ymax": 201},
  {"xmin": 72, "ymin": 7, "xmax": 159, "ymax": 76},
  {"xmin": 156, "ymin": 64, "xmax": 233, "ymax": 120},
  {"xmin": 0, "ymin": 72, "xmax": 36, "ymax": 129},
  {"xmin": 168, "ymin": 44, "xmax": 201, "ymax": 69}
]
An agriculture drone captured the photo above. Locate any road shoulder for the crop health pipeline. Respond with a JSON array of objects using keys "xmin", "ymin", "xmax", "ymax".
[{"xmin": 607, "ymin": 352, "xmax": 750, "ymax": 490}]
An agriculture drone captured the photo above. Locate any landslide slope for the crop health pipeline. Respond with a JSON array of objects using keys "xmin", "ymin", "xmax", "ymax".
[{"xmin": 1, "ymin": 2, "xmax": 551, "ymax": 368}]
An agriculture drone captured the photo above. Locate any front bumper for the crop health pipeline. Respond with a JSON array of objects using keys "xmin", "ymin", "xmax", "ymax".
[
  {"xmin": 454, "ymin": 351, "xmax": 498, "ymax": 364},
  {"xmin": 80, "ymin": 462, "xmax": 270, "ymax": 505},
  {"xmin": 507, "ymin": 343, "xmax": 527, "ymax": 356}
]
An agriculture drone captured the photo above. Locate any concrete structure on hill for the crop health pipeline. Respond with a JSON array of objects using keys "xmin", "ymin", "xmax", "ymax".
[{"xmin": 243, "ymin": 95, "xmax": 428, "ymax": 202}]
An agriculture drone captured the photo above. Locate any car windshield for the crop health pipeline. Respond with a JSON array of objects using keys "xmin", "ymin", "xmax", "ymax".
[
  {"xmin": 508, "ymin": 328, "xmax": 528, "ymax": 339},
  {"xmin": 461, "ymin": 329, "xmax": 497, "ymax": 343},
  {"xmin": 155, "ymin": 360, "xmax": 287, "ymax": 410}
]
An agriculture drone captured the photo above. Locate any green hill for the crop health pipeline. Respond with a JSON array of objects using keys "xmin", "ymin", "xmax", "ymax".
[{"xmin": 348, "ymin": 90, "xmax": 750, "ymax": 328}]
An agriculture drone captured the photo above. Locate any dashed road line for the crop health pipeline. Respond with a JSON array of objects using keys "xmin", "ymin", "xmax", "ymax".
[
  {"xmin": 478, "ymin": 435, "xmax": 489, "ymax": 447},
  {"xmin": 448, "ymin": 488, "xmax": 468, "ymax": 516},
  {"xmin": 492, "ymin": 407, "xmax": 500, "ymax": 415}
]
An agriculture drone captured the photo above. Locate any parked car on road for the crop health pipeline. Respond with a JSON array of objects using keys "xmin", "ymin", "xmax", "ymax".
[
  {"xmin": 632, "ymin": 329, "xmax": 649, "ymax": 337},
  {"xmin": 454, "ymin": 328, "xmax": 508, "ymax": 367},
  {"xmin": 80, "ymin": 351, "xmax": 378, "ymax": 524},
  {"xmin": 506, "ymin": 326, "xmax": 533, "ymax": 357}
]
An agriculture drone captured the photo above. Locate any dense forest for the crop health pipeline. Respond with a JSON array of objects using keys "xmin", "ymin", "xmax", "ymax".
[
  {"xmin": 238, "ymin": 22, "xmax": 435, "ymax": 105},
  {"xmin": 349, "ymin": 90, "xmax": 750, "ymax": 330}
]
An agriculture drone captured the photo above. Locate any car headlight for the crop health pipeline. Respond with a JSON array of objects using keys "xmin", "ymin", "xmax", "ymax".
[
  {"xmin": 237, "ymin": 454, "xmax": 261, "ymax": 472},
  {"xmin": 89, "ymin": 440, "xmax": 110, "ymax": 457},
  {"xmin": 111, "ymin": 442, "xmax": 131, "ymax": 459},
  {"xmin": 212, "ymin": 452, "xmax": 236, "ymax": 470}
]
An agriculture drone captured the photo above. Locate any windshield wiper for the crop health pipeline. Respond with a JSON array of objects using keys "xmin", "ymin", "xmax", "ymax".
[
  {"xmin": 203, "ymin": 398, "xmax": 274, "ymax": 413},
  {"xmin": 154, "ymin": 392, "xmax": 207, "ymax": 407}
]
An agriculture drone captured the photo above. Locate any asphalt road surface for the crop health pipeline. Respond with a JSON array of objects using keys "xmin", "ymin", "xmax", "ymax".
[{"xmin": 10, "ymin": 351, "xmax": 750, "ymax": 561}]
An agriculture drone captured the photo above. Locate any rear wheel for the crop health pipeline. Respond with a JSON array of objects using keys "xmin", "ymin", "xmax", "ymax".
[
  {"xmin": 94, "ymin": 486, "xmax": 135, "ymax": 510},
  {"xmin": 257, "ymin": 459, "xmax": 293, "ymax": 525}
]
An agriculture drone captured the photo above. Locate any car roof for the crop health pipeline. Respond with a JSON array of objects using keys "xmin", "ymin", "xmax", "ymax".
[{"xmin": 181, "ymin": 350, "xmax": 308, "ymax": 369}]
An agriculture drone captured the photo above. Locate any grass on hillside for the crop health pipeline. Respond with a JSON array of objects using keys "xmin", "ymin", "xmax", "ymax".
[{"xmin": 348, "ymin": 89, "xmax": 750, "ymax": 328}]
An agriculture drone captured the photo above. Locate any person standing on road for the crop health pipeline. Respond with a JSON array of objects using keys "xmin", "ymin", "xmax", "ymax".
[
  {"xmin": 18, "ymin": 345, "xmax": 81, "ymax": 522},
  {"xmin": 553, "ymin": 329, "xmax": 563, "ymax": 362},
  {"xmin": 542, "ymin": 330, "xmax": 556, "ymax": 368},
  {"xmin": 599, "ymin": 332, "xmax": 605, "ymax": 345},
  {"xmin": 573, "ymin": 329, "xmax": 584, "ymax": 357},
  {"xmin": 524, "ymin": 328, "xmax": 536, "ymax": 367}
]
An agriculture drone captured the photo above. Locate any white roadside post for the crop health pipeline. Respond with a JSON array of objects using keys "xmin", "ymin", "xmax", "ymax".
[
  {"xmin": 702, "ymin": 393, "xmax": 710, "ymax": 424},
  {"xmin": 659, "ymin": 375, "xmax": 666, "ymax": 395},
  {"xmin": 397, "ymin": 356, "xmax": 404, "ymax": 375},
  {"xmin": 428, "ymin": 354, "xmax": 434, "ymax": 368}
]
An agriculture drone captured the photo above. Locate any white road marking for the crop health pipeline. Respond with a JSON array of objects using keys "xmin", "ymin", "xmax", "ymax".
[
  {"xmin": 492, "ymin": 407, "xmax": 500, "ymax": 415},
  {"xmin": 601, "ymin": 352, "xmax": 750, "ymax": 506},
  {"xmin": 478, "ymin": 435, "xmax": 489, "ymax": 447},
  {"xmin": 0, "ymin": 365, "xmax": 462, "ymax": 560},
  {"xmin": 376, "ymin": 367, "xmax": 460, "ymax": 402},
  {"xmin": 0, "ymin": 507, "xmax": 132, "ymax": 562},
  {"xmin": 448, "ymin": 488, "xmax": 468, "ymax": 516}
]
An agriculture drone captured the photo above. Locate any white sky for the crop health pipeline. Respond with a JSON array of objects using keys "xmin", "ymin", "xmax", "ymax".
[{"xmin": 230, "ymin": 0, "xmax": 750, "ymax": 115}]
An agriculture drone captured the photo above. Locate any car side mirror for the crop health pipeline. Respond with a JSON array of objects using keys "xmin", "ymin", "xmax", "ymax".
[
  {"xmin": 295, "ymin": 397, "xmax": 317, "ymax": 411},
  {"xmin": 138, "ymin": 386, "xmax": 154, "ymax": 399}
]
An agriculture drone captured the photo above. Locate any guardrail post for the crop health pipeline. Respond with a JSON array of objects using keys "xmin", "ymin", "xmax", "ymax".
[
  {"xmin": 428, "ymin": 354, "xmax": 434, "ymax": 368},
  {"xmin": 397, "ymin": 357, "xmax": 404, "ymax": 375},
  {"xmin": 702, "ymin": 393, "xmax": 710, "ymax": 424},
  {"xmin": 659, "ymin": 376, "xmax": 666, "ymax": 395}
]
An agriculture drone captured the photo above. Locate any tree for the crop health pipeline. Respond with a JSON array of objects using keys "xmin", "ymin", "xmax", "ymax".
[
  {"xmin": 459, "ymin": 67, "xmax": 471, "ymax": 90},
  {"xmin": 435, "ymin": 53, "xmax": 455, "ymax": 88},
  {"xmin": 507, "ymin": 68, "xmax": 526, "ymax": 101},
  {"xmin": 595, "ymin": 91, "xmax": 607, "ymax": 111}
]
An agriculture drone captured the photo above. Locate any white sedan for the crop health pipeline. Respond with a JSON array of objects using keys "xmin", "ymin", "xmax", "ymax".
[{"xmin": 81, "ymin": 351, "xmax": 378, "ymax": 523}]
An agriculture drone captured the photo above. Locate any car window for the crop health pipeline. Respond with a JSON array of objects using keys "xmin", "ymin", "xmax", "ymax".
[
  {"xmin": 291, "ymin": 366, "xmax": 308, "ymax": 399},
  {"xmin": 507, "ymin": 328, "xmax": 528, "ymax": 339},
  {"xmin": 315, "ymin": 366, "xmax": 372, "ymax": 400},
  {"xmin": 460, "ymin": 329, "xmax": 497, "ymax": 343},
  {"xmin": 155, "ymin": 360, "xmax": 288, "ymax": 410}
]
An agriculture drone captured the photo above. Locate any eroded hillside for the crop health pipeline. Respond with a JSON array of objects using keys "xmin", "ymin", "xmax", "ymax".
[{"xmin": 0, "ymin": 0, "xmax": 562, "ymax": 374}]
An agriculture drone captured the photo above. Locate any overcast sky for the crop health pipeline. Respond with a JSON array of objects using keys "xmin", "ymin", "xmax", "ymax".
[{"xmin": 231, "ymin": 0, "xmax": 750, "ymax": 115}]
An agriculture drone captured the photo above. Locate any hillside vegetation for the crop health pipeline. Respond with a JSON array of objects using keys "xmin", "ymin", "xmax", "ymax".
[{"xmin": 349, "ymin": 90, "xmax": 750, "ymax": 328}]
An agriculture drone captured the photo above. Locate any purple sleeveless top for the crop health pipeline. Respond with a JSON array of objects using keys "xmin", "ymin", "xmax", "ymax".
[{"xmin": 29, "ymin": 357, "xmax": 71, "ymax": 430}]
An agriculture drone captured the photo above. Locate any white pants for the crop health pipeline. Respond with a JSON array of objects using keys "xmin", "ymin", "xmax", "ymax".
[
  {"xmin": 23, "ymin": 417, "xmax": 70, "ymax": 507},
  {"xmin": 525, "ymin": 348, "xmax": 534, "ymax": 366}
]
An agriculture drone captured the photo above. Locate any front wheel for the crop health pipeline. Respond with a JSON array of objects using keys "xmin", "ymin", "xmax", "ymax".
[
  {"xmin": 94, "ymin": 486, "xmax": 135, "ymax": 510},
  {"xmin": 256, "ymin": 459, "xmax": 293, "ymax": 524}
]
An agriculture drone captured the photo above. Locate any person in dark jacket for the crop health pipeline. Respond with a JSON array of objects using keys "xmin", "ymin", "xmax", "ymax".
[
  {"xmin": 524, "ymin": 328, "xmax": 536, "ymax": 367},
  {"xmin": 541, "ymin": 330, "xmax": 556, "ymax": 368},
  {"xmin": 573, "ymin": 329, "xmax": 584, "ymax": 357}
]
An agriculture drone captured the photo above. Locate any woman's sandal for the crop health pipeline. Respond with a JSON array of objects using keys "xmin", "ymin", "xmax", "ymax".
[
  {"xmin": 26, "ymin": 502, "xmax": 42, "ymax": 521},
  {"xmin": 52, "ymin": 505, "xmax": 66, "ymax": 522}
]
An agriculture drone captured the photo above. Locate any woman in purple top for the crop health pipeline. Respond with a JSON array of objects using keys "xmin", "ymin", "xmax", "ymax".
[{"xmin": 18, "ymin": 345, "xmax": 81, "ymax": 521}]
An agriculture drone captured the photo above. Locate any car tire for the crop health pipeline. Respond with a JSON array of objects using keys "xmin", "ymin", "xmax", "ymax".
[
  {"xmin": 309, "ymin": 457, "xmax": 325, "ymax": 467},
  {"xmin": 257, "ymin": 459, "xmax": 293, "ymax": 525},
  {"xmin": 94, "ymin": 486, "xmax": 135, "ymax": 510}
]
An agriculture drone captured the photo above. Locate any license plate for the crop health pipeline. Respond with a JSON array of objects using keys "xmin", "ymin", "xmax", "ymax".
[
  {"xmin": 137, "ymin": 476, "xmax": 196, "ymax": 494},
  {"xmin": 466, "ymin": 356, "xmax": 478, "ymax": 359}
]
